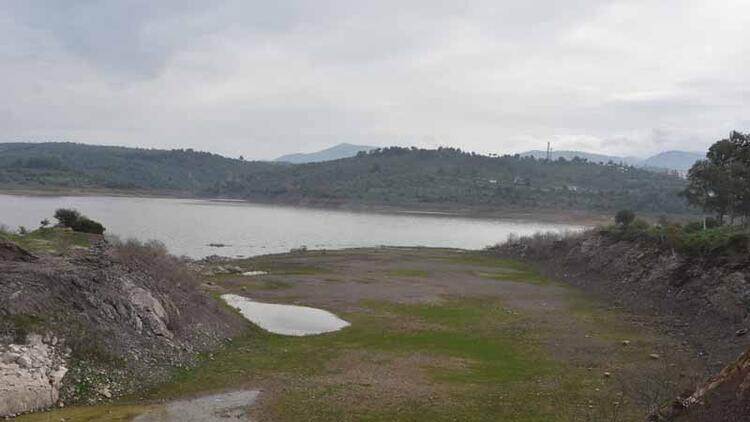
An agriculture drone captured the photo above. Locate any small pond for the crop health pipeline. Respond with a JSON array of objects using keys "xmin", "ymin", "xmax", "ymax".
[{"xmin": 221, "ymin": 294, "xmax": 350, "ymax": 336}]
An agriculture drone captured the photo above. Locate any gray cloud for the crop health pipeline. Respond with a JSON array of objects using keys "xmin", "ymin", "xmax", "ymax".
[{"xmin": 1, "ymin": 0, "xmax": 749, "ymax": 159}]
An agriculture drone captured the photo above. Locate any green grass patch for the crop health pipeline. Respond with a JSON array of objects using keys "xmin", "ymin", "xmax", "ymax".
[
  {"xmin": 141, "ymin": 298, "xmax": 575, "ymax": 421},
  {"xmin": 387, "ymin": 269, "xmax": 430, "ymax": 278},
  {"xmin": 1, "ymin": 227, "xmax": 93, "ymax": 254},
  {"xmin": 13, "ymin": 404, "xmax": 151, "ymax": 422},
  {"xmin": 441, "ymin": 254, "xmax": 530, "ymax": 270},
  {"xmin": 474, "ymin": 270, "xmax": 549, "ymax": 285}
]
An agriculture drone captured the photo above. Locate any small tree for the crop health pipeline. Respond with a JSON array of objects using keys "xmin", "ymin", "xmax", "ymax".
[
  {"xmin": 615, "ymin": 209, "xmax": 635, "ymax": 226},
  {"xmin": 40, "ymin": 218, "xmax": 50, "ymax": 229},
  {"xmin": 54, "ymin": 208, "xmax": 81, "ymax": 228}
]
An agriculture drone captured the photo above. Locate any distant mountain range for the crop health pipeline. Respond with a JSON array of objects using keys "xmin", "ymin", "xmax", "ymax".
[
  {"xmin": 275, "ymin": 143, "xmax": 377, "ymax": 164},
  {"xmin": 275, "ymin": 144, "xmax": 704, "ymax": 172},
  {"xmin": 520, "ymin": 150, "xmax": 704, "ymax": 172}
]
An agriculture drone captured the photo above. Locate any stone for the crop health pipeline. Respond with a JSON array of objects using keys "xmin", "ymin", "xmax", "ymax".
[
  {"xmin": 97, "ymin": 386, "xmax": 112, "ymax": 399},
  {"xmin": 16, "ymin": 355, "xmax": 32, "ymax": 369},
  {"xmin": 649, "ymin": 353, "xmax": 661, "ymax": 360},
  {"xmin": 0, "ymin": 336, "xmax": 68, "ymax": 417}
]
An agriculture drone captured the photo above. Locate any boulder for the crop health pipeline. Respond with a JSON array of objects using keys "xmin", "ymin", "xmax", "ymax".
[{"xmin": 0, "ymin": 335, "xmax": 68, "ymax": 418}]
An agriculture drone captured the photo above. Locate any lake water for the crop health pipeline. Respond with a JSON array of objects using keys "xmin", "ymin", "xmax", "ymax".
[
  {"xmin": 0, "ymin": 194, "xmax": 580, "ymax": 258},
  {"xmin": 221, "ymin": 294, "xmax": 350, "ymax": 336}
]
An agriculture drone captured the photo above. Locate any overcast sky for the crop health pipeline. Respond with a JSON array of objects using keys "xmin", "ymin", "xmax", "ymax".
[{"xmin": 1, "ymin": 1, "xmax": 749, "ymax": 160}]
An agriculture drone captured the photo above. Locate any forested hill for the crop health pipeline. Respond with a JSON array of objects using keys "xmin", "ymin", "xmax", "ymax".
[
  {"xmin": 0, "ymin": 142, "xmax": 281, "ymax": 191},
  {"xmin": 0, "ymin": 142, "xmax": 693, "ymax": 214}
]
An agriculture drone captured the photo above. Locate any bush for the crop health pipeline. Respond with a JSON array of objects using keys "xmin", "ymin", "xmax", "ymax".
[
  {"xmin": 71, "ymin": 218, "xmax": 105, "ymax": 235},
  {"xmin": 614, "ymin": 209, "xmax": 635, "ymax": 226},
  {"xmin": 52, "ymin": 208, "xmax": 105, "ymax": 234}
]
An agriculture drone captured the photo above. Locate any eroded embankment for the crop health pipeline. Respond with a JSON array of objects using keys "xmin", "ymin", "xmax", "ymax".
[
  {"xmin": 493, "ymin": 232, "xmax": 750, "ymax": 367},
  {"xmin": 0, "ymin": 236, "xmax": 246, "ymax": 417}
]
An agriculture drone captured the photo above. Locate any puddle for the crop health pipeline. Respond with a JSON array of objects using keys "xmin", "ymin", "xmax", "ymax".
[
  {"xmin": 133, "ymin": 390, "xmax": 259, "ymax": 422},
  {"xmin": 221, "ymin": 294, "xmax": 350, "ymax": 336},
  {"xmin": 242, "ymin": 270, "xmax": 268, "ymax": 276}
]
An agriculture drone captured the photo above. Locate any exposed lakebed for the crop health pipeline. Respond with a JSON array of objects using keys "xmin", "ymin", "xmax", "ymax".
[{"xmin": 221, "ymin": 294, "xmax": 350, "ymax": 336}]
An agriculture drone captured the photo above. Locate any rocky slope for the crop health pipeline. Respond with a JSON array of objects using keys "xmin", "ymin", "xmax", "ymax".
[
  {"xmin": 0, "ymin": 235, "xmax": 246, "ymax": 417},
  {"xmin": 494, "ymin": 231, "xmax": 750, "ymax": 366},
  {"xmin": 493, "ymin": 230, "xmax": 750, "ymax": 421}
]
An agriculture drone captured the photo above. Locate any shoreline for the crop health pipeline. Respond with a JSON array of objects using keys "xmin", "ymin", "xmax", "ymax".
[{"xmin": 0, "ymin": 187, "xmax": 610, "ymax": 226}]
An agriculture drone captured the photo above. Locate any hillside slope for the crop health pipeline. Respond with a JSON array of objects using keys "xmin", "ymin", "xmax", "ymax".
[
  {"xmin": 0, "ymin": 142, "xmax": 280, "ymax": 192},
  {"xmin": 0, "ymin": 143, "xmax": 693, "ymax": 214}
]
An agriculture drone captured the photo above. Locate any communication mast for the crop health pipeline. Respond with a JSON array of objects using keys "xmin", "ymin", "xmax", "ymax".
[{"xmin": 546, "ymin": 142, "xmax": 551, "ymax": 161}]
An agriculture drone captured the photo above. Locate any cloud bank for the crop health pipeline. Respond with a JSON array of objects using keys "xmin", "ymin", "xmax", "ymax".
[{"xmin": 1, "ymin": 1, "xmax": 748, "ymax": 159}]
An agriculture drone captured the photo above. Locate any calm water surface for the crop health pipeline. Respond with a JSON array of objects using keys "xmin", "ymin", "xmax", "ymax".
[
  {"xmin": 222, "ymin": 294, "xmax": 350, "ymax": 336},
  {"xmin": 0, "ymin": 194, "xmax": 580, "ymax": 258}
]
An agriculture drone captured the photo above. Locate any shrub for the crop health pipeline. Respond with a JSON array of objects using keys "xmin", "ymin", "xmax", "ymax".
[
  {"xmin": 54, "ymin": 208, "xmax": 81, "ymax": 227},
  {"xmin": 71, "ymin": 218, "xmax": 105, "ymax": 235},
  {"xmin": 53, "ymin": 208, "xmax": 105, "ymax": 234},
  {"xmin": 614, "ymin": 209, "xmax": 636, "ymax": 226}
]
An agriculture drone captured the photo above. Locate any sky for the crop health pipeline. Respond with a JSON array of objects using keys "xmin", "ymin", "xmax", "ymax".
[{"xmin": 1, "ymin": 1, "xmax": 749, "ymax": 160}]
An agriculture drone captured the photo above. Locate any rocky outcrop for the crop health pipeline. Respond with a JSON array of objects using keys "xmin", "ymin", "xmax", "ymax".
[
  {"xmin": 0, "ymin": 238, "xmax": 246, "ymax": 417},
  {"xmin": 0, "ymin": 334, "xmax": 68, "ymax": 417},
  {"xmin": 494, "ymin": 232, "xmax": 750, "ymax": 367}
]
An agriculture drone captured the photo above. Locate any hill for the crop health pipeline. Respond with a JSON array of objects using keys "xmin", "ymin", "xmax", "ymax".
[
  {"xmin": 0, "ymin": 142, "xmax": 280, "ymax": 192},
  {"xmin": 642, "ymin": 150, "xmax": 703, "ymax": 172},
  {"xmin": 0, "ymin": 142, "xmax": 695, "ymax": 215},
  {"xmin": 520, "ymin": 149, "xmax": 703, "ymax": 172},
  {"xmin": 274, "ymin": 143, "xmax": 377, "ymax": 163}
]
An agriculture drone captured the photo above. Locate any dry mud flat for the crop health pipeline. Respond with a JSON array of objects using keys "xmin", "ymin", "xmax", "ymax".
[{"xmin": 18, "ymin": 247, "xmax": 707, "ymax": 422}]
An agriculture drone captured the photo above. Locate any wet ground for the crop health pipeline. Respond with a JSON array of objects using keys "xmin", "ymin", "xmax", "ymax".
[{"xmin": 133, "ymin": 390, "xmax": 259, "ymax": 422}]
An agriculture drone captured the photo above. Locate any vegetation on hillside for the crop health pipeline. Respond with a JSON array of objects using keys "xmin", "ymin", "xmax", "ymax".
[
  {"xmin": 0, "ymin": 142, "xmax": 280, "ymax": 192},
  {"xmin": 0, "ymin": 142, "xmax": 693, "ymax": 215}
]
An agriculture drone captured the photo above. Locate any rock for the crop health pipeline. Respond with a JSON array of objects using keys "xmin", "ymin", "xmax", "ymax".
[
  {"xmin": 736, "ymin": 328, "xmax": 748, "ymax": 337},
  {"xmin": 16, "ymin": 355, "xmax": 32, "ymax": 369},
  {"xmin": 123, "ymin": 279, "xmax": 173, "ymax": 339},
  {"xmin": 603, "ymin": 372, "xmax": 612, "ymax": 378},
  {"xmin": 97, "ymin": 386, "xmax": 112, "ymax": 399},
  {"xmin": 0, "ymin": 336, "xmax": 68, "ymax": 417},
  {"xmin": 621, "ymin": 340, "xmax": 631, "ymax": 346},
  {"xmin": 649, "ymin": 353, "xmax": 661, "ymax": 360}
]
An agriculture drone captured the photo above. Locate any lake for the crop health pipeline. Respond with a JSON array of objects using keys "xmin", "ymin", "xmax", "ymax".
[{"xmin": 0, "ymin": 194, "xmax": 580, "ymax": 258}]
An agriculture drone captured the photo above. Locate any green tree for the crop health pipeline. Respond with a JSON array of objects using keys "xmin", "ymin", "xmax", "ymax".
[
  {"xmin": 54, "ymin": 208, "xmax": 81, "ymax": 227},
  {"xmin": 684, "ymin": 131, "xmax": 750, "ymax": 224}
]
